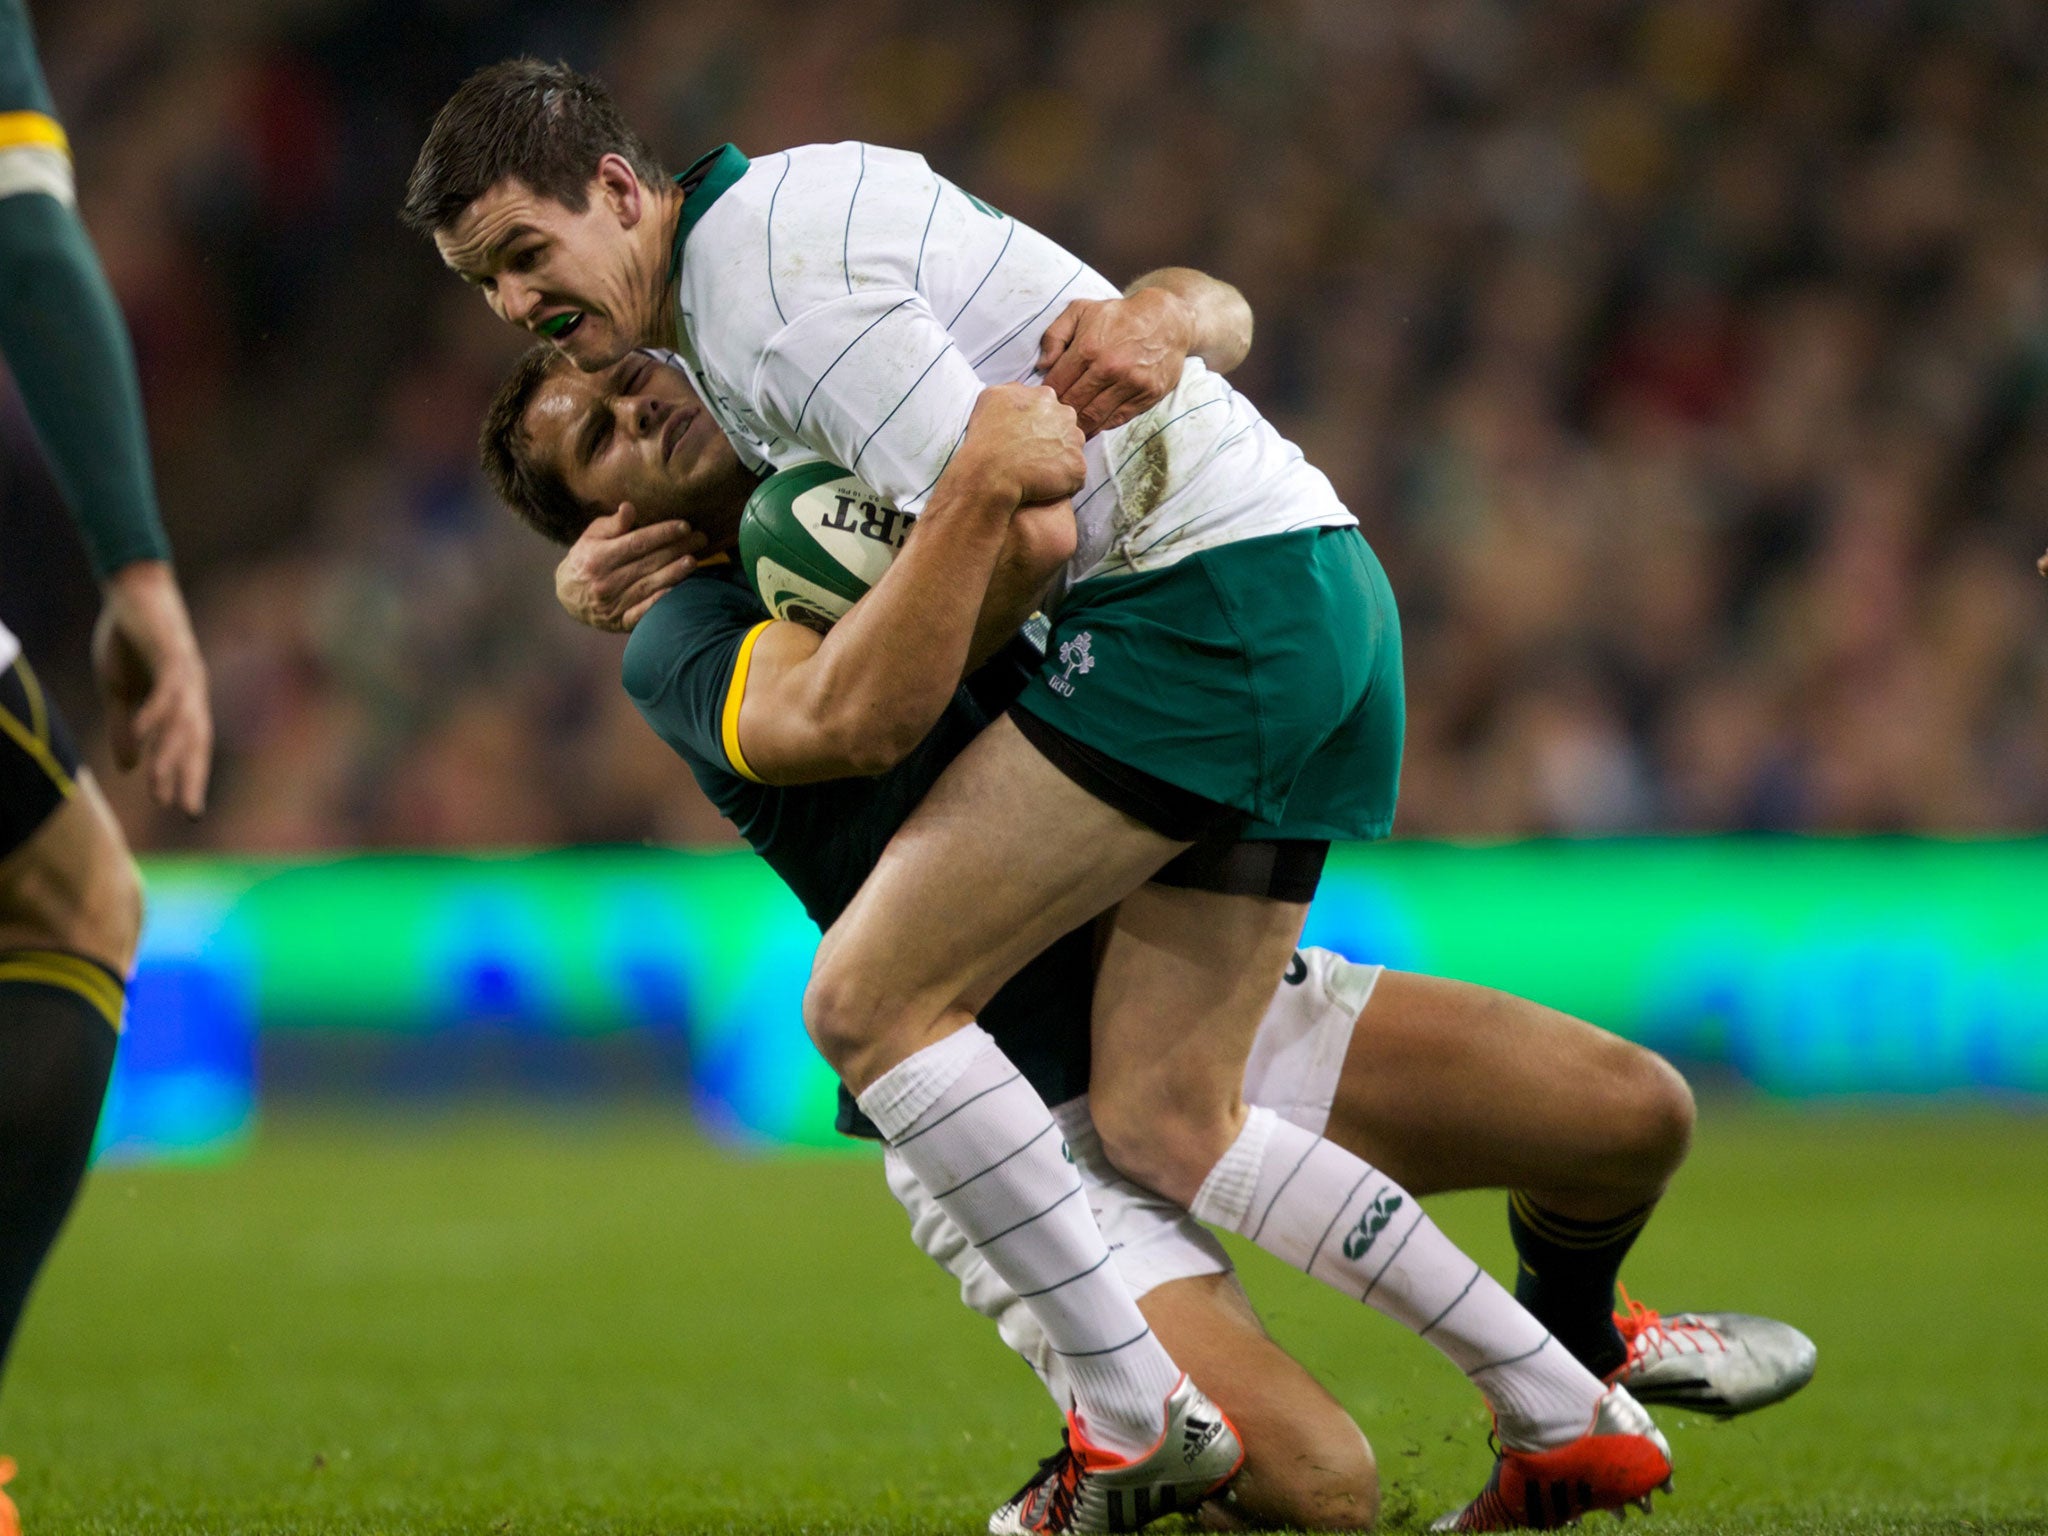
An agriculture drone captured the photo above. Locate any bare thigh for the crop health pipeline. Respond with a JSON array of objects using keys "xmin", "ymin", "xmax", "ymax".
[
  {"xmin": 1089, "ymin": 884, "xmax": 1310, "ymax": 1207},
  {"xmin": 805, "ymin": 716, "xmax": 1184, "ymax": 1092},
  {"xmin": 1142, "ymin": 1272, "xmax": 1377, "ymax": 1532},
  {"xmin": 1323, "ymin": 971, "xmax": 1696, "ymax": 1218},
  {"xmin": 0, "ymin": 773, "xmax": 142, "ymax": 975}
]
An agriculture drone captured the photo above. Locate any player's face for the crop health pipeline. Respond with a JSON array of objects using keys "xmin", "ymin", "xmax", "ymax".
[
  {"xmin": 436, "ymin": 169, "xmax": 652, "ymax": 370},
  {"xmin": 523, "ymin": 353, "xmax": 753, "ymax": 539}
]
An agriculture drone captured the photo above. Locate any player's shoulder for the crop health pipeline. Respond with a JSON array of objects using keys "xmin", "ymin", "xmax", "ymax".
[
  {"xmin": 745, "ymin": 140, "xmax": 933, "ymax": 196},
  {"xmin": 691, "ymin": 141, "xmax": 937, "ymax": 319},
  {"xmin": 710, "ymin": 142, "xmax": 930, "ymax": 233},
  {"xmin": 619, "ymin": 564, "xmax": 767, "ymax": 704}
]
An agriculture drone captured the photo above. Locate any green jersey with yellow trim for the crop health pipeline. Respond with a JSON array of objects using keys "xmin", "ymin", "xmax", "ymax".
[
  {"xmin": 0, "ymin": 0, "xmax": 173, "ymax": 589},
  {"xmin": 621, "ymin": 563, "xmax": 1091, "ymax": 1136}
]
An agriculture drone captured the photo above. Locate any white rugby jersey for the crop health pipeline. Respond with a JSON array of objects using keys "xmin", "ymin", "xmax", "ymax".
[{"xmin": 665, "ymin": 142, "xmax": 1354, "ymax": 589}]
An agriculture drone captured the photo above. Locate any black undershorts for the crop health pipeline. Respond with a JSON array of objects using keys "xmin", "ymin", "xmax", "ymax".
[
  {"xmin": 1008, "ymin": 704, "xmax": 1329, "ymax": 903},
  {"xmin": 0, "ymin": 654, "xmax": 81, "ymax": 860}
]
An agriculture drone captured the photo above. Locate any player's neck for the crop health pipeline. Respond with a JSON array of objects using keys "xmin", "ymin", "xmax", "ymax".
[{"xmin": 644, "ymin": 179, "xmax": 687, "ymax": 345}]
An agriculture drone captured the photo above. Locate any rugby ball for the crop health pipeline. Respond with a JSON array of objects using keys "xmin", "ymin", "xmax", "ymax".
[{"xmin": 739, "ymin": 462, "xmax": 913, "ymax": 631}]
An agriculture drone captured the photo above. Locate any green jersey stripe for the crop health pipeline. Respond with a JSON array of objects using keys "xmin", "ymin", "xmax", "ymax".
[
  {"xmin": 793, "ymin": 294, "xmax": 916, "ymax": 433},
  {"xmin": 852, "ymin": 344, "xmax": 954, "ymax": 475},
  {"xmin": 946, "ymin": 219, "xmax": 1015, "ymax": 327},
  {"xmin": 972, "ymin": 263, "xmax": 1085, "ymax": 370},
  {"xmin": 764, "ymin": 151, "xmax": 794, "ymax": 325},
  {"xmin": 912, "ymin": 180, "xmax": 941, "ymax": 290},
  {"xmin": 841, "ymin": 142, "xmax": 865, "ymax": 295}
]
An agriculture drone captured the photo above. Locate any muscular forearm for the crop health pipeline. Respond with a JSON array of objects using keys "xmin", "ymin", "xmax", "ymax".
[
  {"xmin": 782, "ymin": 459, "xmax": 1026, "ymax": 770},
  {"xmin": 1123, "ymin": 267, "xmax": 1253, "ymax": 376},
  {"xmin": 0, "ymin": 191, "xmax": 171, "ymax": 578},
  {"xmin": 737, "ymin": 383, "xmax": 1082, "ymax": 781}
]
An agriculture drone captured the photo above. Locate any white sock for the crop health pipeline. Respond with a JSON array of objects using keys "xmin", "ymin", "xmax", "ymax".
[
  {"xmin": 1192, "ymin": 1106, "xmax": 1605, "ymax": 1450},
  {"xmin": 859, "ymin": 1025, "xmax": 1181, "ymax": 1457}
]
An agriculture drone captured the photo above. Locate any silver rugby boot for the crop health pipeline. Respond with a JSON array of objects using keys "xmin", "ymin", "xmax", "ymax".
[
  {"xmin": 988, "ymin": 1374, "xmax": 1243, "ymax": 1533},
  {"xmin": 1612, "ymin": 1289, "xmax": 1817, "ymax": 1416}
]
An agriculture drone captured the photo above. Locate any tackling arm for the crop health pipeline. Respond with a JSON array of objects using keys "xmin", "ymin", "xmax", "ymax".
[
  {"xmin": 1035, "ymin": 266, "xmax": 1256, "ymax": 434},
  {"xmin": 731, "ymin": 385, "xmax": 1083, "ymax": 784},
  {"xmin": 1123, "ymin": 267, "xmax": 1253, "ymax": 376}
]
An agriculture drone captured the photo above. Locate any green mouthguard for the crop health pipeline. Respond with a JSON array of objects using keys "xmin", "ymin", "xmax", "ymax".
[{"xmin": 538, "ymin": 313, "xmax": 578, "ymax": 338}]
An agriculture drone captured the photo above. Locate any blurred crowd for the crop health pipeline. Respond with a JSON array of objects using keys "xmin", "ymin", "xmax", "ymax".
[{"xmin": 3, "ymin": 0, "xmax": 2046, "ymax": 850}]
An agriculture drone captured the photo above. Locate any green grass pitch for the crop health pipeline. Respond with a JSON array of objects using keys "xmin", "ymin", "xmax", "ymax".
[{"xmin": 5, "ymin": 1103, "xmax": 2045, "ymax": 1534}]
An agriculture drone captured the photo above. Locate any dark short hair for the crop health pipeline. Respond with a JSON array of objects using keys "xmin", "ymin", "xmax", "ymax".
[
  {"xmin": 480, "ymin": 345, "xmax": 591, "ymax": 545},
  {"xmin": 404, "ymin": 58, "xmax": 667, "ymax": 234}
]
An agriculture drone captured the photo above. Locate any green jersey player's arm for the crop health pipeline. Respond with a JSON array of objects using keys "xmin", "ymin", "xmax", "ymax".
[
  {"xmin": 728, "ymin": 384, "xmax": 1082, "ymax": 785},
  {"xmin": 0, "ymin": 0, "xmax": 211, "ymax": 814},
  {"xmin": 0, "ymin": 0, "xmax": 170, "ymax": 577},
  {"xmin": 1035, "ymin": 266, "xmax": 1255, "ymax": 436},
  {"xmin": 1124, "ymin": 268, "xmax": 1253, "ymax": 375}
]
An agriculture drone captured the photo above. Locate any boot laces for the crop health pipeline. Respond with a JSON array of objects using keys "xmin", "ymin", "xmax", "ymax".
[
  {"xmin": 1615, "ymin": 1284, "xmax": 1727, "ymax": 1367},
  {"xmin": 1007, "ymin": 1430, "xmax": 1086, "ymax": 1533}
]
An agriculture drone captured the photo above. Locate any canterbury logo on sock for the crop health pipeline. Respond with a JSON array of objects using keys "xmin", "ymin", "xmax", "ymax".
[{"xmin": 1342, "ymin": 1191, "xmax": 1404, "ymax": 1260}]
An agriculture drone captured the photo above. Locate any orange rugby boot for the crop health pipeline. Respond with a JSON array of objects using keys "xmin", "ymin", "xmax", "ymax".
[{"xmin": 1431, "ymin": 1386, "xmax": 1673, "ymax": 1531}]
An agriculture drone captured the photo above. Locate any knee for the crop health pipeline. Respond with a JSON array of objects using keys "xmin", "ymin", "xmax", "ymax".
[
  {"xmin": 800, "ymin": 946, "xmax": 886, "ymax": 1087},
  {"xmin": 1089, "ymin": 1093, "xmax": 1169, "ymax": 1199},
  {"xmin": 1091, "ymin": 1094, "xmax": 1233, "ymax": 1209},
  {"xmin": 1601, "ymin": 1042, "xmax": 1695, "ymax": 1190},
  {"xmin": 1223, "ymin": 1407, "xmax": 1379, "ymax": 1531}
]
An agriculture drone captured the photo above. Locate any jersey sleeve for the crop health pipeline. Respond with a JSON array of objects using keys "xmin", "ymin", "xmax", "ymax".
[
  {"xmin": 620, "ymin": 575, "xmax": 777, "ymax": 784},
  {"xmin": 0, "ymin": 0, "xmax": 57, "ymax": 116},
  {"xmin": 0, "ymin": 0, "xmax": 68, "ymax": 213},
  {"xmin": 0, "ymin": 0, "xmax": 172, "ymax": 578},
  {"xmin": 751, "ymin": 289, "xmax": 982, "ymax": 517}
]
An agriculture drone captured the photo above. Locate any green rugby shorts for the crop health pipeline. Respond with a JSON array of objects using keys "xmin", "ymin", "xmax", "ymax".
[{"xmin": 1012, "ymin": 525, "xmax": 1404, "ymax": 842}]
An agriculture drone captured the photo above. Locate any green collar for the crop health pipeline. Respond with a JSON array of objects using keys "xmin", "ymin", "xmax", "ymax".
[{"xmin": 667, "ymin": 143, "xmax": 748, "ymax": 288}]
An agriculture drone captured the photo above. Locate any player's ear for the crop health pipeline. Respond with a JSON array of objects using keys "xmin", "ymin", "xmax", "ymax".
[{"xmin": 597, "ymin": 154, "xmax": 644, "ymax": 228}]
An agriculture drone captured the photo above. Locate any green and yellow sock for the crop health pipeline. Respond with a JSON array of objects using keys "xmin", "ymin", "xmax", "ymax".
[
  {"xmin": 1507, "ymin": 1191, "xmax": 1655, "ymax": 1379},
  {"xmin": 0, "ymin": 951, "xmax": 121, "ymax": 1378}
]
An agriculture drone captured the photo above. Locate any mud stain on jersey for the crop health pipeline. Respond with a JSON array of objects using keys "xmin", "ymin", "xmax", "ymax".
[{"xmin": 1113, "ymin": 431, "xmax": 1171, "ymax": 543}]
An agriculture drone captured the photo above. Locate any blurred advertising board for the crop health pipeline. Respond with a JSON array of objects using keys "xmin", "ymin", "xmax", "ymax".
[{"xmin": 111, "ymin": 841, "xmax": 2048, "ymax": 1157}]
